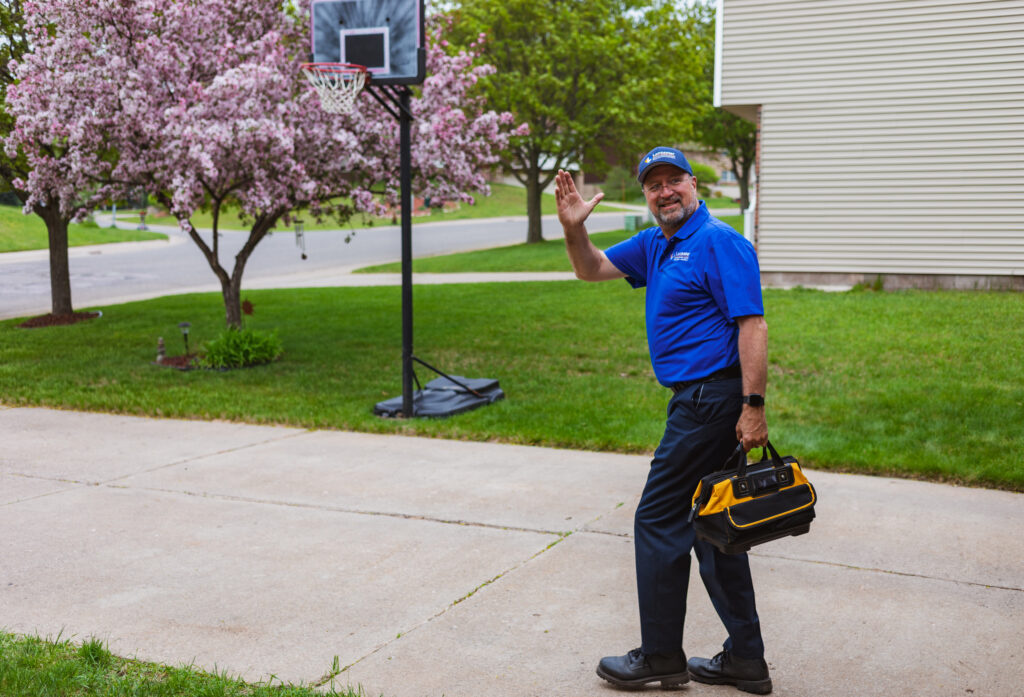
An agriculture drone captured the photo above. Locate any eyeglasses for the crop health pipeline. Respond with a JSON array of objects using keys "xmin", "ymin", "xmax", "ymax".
[{"xmin": 644, "ymin": 175, "xmax": 689, "ymax": 196}]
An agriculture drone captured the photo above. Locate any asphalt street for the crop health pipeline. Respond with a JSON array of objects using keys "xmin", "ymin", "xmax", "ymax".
[{"xmin": 0, "ymin": 210, "xmax": 640, "ymax": 320}]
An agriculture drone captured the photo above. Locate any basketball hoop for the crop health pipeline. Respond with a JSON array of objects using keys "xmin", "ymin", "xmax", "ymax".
[{"xmin": 301, "ymin": 62, "xmax": 368, "ymax": 114}]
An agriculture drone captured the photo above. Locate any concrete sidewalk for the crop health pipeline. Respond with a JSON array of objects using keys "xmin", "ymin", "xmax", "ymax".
[{"xmin": 1, "ymin": 405, "xmax": 1022, "ymax": 696}]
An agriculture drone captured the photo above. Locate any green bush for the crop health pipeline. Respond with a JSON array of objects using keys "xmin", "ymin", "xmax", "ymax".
[
  {"xmin": 198, "ymin": 327, "xmax": 283, "ymax": 369},
  {"xmin": 600, "ymin": 166, "xmax": 643, "ymax": 202},
  {"xmin": 690, "ymin": 163, "xmax": 719, "ymax": 198}
]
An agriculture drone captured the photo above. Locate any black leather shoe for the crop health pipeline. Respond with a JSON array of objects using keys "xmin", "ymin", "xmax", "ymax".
[
  {"xmin": 596, "ymin": 647, "xmax": 689, "ymax": 689},
  {"xmin": 688, "ymin": 650, "xmax": 772, "ymax": 694}
]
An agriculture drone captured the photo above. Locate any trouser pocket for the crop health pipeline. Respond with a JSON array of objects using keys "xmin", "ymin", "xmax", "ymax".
[{"xmin": 690, "ymin": 378, "xmax": 742, "ymax": 425}]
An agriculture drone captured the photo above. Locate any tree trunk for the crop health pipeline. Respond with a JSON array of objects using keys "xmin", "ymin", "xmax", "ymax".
[
  {"xmin": 733, "ymin": 157, "xmax": 753, "ymax": 214},
  {"xmin": 167, "ymin": 194, "xmax": 285, "ymax": 331},
  {"xmin": 735, "ymin": 167, "xmax": 749, "ymax": 214},
  {"xmin": 222, "ymin": 275, "xmax": 242, "ymax": 329},
  {"xmin": 221, "ymin": 213, "xmax": 282, "ymax": 329},
  {"xmin": 37, "ymin": 204, "xmax": 73, "ymax": 315},
  {"xmin": 524, "ymin": 162, "xmax": 544, "ymax": 244}
]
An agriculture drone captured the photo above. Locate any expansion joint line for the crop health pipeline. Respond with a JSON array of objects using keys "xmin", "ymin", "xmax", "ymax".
[
  {"xmin": 319, "ymin": 503, "xmax": 632, "ymax": 683},
  {"xmin": 98, "ymin": 429, "xmax": 312, "ymax": 486},
  {"xmin": 120, "ymin": 485, "xmax": 572, "ymax": 537},
  {"xmin": 314, "ymin": 531, "xmax": 573, "ymax": 686},
  {"xmin": 751, "ymin": 552, "xmax": 1024, "ymax": 593}
]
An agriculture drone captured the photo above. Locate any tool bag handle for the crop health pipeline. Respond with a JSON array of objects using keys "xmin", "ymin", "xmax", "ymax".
[
  {"xmin": 753, "ymin": 440, "xmax": 786, "ymax": 471},
  {"xmin": 727, "ymin": 440, "xmax": 785, "ymax": 478}
]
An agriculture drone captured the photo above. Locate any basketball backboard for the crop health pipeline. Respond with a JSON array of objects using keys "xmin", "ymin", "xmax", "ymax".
[{"xmin": 310, "ymin": 0, "xmax": 425, "ymax": 85}]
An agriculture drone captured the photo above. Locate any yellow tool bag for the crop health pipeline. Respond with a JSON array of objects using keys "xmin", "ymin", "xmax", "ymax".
[{"xmin": 690, "ymin": 441, "xmax": 817, "ymax": 554}]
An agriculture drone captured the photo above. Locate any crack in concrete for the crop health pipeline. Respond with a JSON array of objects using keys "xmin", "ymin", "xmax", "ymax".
[
  {"xmin": 318, "ymin": 503, "xmax": 626, "ymax": 681},
  {"xmin": 751, "ymin": 551, "xmax": 1024, "ymax": 593},
  {"xmin": 0, "ymin": 472, "xmax": 91, "ymax": 506},
  {"xmin": 12, "ymin": 472, "xmax": 1019, "ymax": 597},
  {"xmin": 0, "ymin": 428, "xmax": 311, "ymax": 499},
  {"xmin": 112, "ymin": 483, "xmax": 574, "ymax": 538},
  {"xmin": 98, "ymin": 429, "xmax": 313, "ymax": 485},
  {"xmin": 320, "ymin": 532, "xmax": 574, "ymax": 684},
  {"xmin": 571, "ymin": 508, "xmax": 1024, "ymax": 594},
  {"xmin": 576, "ymin": 527, "xmax": 1024, "ymax": 594}
]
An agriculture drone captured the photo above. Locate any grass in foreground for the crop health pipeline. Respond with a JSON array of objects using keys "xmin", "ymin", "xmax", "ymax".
[
  {"xmin": 355, "ymin": 217, "xmax": 743, "ymax": 274},
  {"xmin": 0, "ymin": 632, "xmax": 361, "ymax": 697},
  {"xmin": 0, "ymin": 206, "xmax": 167, "ymax": 253},
  {"xmin": 1, "ymin": 284, "xmax": 1022, "ymax": 490}
]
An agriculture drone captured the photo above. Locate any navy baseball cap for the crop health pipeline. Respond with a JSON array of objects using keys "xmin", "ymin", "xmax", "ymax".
[{"xmin": 636, "ymin": 146, "xmax": 693, "ymax": 183}]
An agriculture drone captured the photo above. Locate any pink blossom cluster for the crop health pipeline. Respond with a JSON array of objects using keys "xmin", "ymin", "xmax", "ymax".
[{"xmin": 5, "ymin": 0, "xmax": 520, "ymax": 230}]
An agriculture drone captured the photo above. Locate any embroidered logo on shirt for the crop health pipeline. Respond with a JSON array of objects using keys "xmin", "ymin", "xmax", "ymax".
[{"xmin": 671, "ymin": 251, "xmax": 690, "ymax": 262}]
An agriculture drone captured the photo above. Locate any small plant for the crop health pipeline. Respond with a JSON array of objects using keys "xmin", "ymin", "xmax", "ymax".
[
  {"xmin": 198, "ymin": 327, "xmax": 283, "ymax": 369},
  {"xmin": 77, "ymin": 637, "xmax": 112, "ymax": 667},
  {"xmin": 850, "ymin": 274, "xmax": 886, "ymax": 293}
]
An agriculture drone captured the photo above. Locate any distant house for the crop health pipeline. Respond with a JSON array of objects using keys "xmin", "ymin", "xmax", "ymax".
[{"xmin": 715, "ymin": 0, "xmax": 1024, "ymax": 289}]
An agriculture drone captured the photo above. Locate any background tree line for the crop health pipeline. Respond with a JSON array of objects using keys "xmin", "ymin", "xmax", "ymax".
[
  {"xmin": 1, "ymin": 0, "xmax": 756, "ymax": 327},
  {"xmin": 445, "ymin": 0, "xmax": 757, "ymax": 241}
]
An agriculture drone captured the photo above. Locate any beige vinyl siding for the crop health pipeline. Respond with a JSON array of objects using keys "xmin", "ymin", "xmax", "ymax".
[{"xmin": 719, "ymin": 0, "xmax": 1024, "ymax": 277}]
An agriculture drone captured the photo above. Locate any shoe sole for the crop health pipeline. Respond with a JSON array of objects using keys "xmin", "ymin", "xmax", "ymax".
[
  {"xmin": 689, "ymin": 671, "xmax": 772, "ymax": 695},
  {"xmin": 595, "ymin": 666, "xmax": 689, "ymax": 690}
]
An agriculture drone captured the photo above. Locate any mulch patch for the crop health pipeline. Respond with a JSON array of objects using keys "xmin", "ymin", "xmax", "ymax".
[
  {"xmin": 17, "ymin": 311, "xmax": 102, "ymax": 329},
  {"xmin": 154, "ymin": 354, "xmax": 199, "ymax": 370}
]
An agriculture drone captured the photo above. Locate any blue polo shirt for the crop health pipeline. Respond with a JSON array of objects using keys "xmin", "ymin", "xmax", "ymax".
[{"xmin": 604, "ymin": 203, "xmax": 763, "ymax": 387}]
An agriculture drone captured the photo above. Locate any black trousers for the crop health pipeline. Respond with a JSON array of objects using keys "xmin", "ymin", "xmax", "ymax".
[{"xmin": 634, "ymin": 376, "xmax": 765, "ymax": 659}]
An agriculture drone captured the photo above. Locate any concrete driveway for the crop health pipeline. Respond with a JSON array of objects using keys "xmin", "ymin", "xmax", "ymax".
[{"xmin": 2, "ymin": 405, "xmax": 1022, "ymax": 696}]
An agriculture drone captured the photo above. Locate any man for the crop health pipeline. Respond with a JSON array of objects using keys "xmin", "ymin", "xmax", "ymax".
[{"xmin": 554, "ymin": 146, "xmax": 773, "ymax": 695}]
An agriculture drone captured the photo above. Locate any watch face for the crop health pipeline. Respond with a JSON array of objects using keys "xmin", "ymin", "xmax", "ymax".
[{"xmin": 744, "ymin": 394, "xmax": 765, "ymax": 407}]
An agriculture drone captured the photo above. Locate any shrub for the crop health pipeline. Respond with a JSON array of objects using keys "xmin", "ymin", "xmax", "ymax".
[
  {"xmin": 690, "ymin": 163, "xmax": 719, "ymax": 198},
  {"xmin": 198, "ymin": 327, "xmax": 283, "ymax": 369},
  {"xmin": 601, "ymin": 165, "xmax": 643, "ymax": 202}
]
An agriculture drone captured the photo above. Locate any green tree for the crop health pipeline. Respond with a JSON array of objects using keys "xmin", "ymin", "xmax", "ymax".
[
  {"xmin": 0, "ymin": 1, "xmax": 29, "ymax": 202},
  {"xmin": 693, "ymin": 109, "xmax": 756, "ymax": 212},
  {"xmin": 1, "ymin": 0, "xmax": 77, "ymax": 316},
  {"xmin": 449, "ymin": 0, "xmax": 703, "ymax": 243},
  {"xmin": 687, "ymin": 0, "xmax": 757, "ymax": 212}
]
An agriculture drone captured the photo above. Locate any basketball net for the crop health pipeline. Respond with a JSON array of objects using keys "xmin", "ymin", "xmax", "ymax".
[{"xmin": 301, "ymin": 63, "xmax": 368, "ymax": 114}]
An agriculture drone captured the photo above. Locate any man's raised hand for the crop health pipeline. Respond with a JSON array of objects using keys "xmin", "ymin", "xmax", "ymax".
[{"xmin": 555, "ymin": 169, "xmax": 604, "ymax": 231}]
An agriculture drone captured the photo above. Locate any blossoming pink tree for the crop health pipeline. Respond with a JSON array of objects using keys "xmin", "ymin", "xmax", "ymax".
[
  {"xmin": 7, "ymin": 0, "xmax": 518, "ymax": 327},
  {"xmin": 1, "ymin": 0, "xmax": 81, "ymax": 317}
]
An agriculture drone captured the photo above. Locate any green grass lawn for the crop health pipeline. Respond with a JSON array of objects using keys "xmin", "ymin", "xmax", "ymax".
[
  {"xmin": 152, "ymin": 182, "xmax": 625, "ymax": 232},
  {"xmin": 0, "ymin": 633, "xmax": 358, "ymax": 697},
  {"xmin": 1, "ymin": 284, "xmax": 1021, "ymax": 490},
  {"xmin": 705, "ymin": 195, "xmax": 740, "ymax": 209},
  {"xmin": 0, "ymin": 206, "xmax": 167, "ymax": 253},
  {"xmin": 355, "ymin": 218, "xmax": 743, "ymax": 274}
]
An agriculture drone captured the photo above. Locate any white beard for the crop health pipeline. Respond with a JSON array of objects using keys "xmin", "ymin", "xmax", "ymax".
[{"xmin": 653, "ymin": 197, "xmax": 696, "ymax": 228}]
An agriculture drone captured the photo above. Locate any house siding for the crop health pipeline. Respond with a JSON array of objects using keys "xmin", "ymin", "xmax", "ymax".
[{"xmin": 718, "ymin": 0, "xmax": 1024, "ymax": 279}]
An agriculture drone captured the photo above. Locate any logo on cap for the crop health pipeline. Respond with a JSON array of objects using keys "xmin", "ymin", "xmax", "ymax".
[{"xmin": 653, "ymin": 151, "xmax": 676, "ymax": 161}]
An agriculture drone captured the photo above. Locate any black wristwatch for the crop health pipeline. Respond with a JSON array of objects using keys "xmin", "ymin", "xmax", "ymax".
[{"xmin": 742, "ymin": 394, "xmax": 765, "ymax": 407}]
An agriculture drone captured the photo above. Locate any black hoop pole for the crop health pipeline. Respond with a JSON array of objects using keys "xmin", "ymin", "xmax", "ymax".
[{"xmin": 399, "ymin": 86, "xmax": 414, "ymax": 417}]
